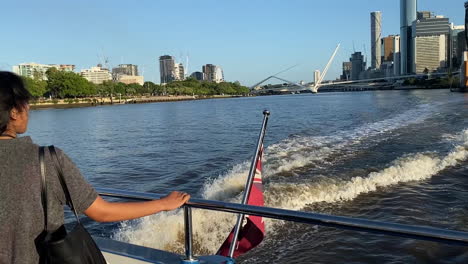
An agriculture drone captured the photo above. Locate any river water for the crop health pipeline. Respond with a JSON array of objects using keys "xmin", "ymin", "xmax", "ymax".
[{"xmin": 27, "ymin": 90, "xmax": 468, "ymax": 263}]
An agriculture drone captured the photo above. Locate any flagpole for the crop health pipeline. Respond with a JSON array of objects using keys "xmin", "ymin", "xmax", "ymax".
[{"xmin": 228, "ymin": 110, "xmax": 270, "ymax": 258}]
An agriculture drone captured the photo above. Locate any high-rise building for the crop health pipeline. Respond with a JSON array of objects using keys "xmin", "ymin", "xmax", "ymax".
[
  {"xmin": 112, "ymin": 64, "xmax": 139, "ymax": 76},
  {"xmin": 381, "ymin": 35, "xmax": 396, "ymax": 62},
  {"xmin": 341, "ymin": 62, "xmax": 352, "ymax": 80},
  {"xmin": 159, "ymin": 55, "xmax": 176, "ymax": 84},
  {"xmin": 174, "ymin": 63, "xmax": 185, "ymax": 81},
  {"xmin": 350, "ymin": 52, "xmax": 366, "ymax": 80},
  {"xmin": 190, "ymin": 71, "xmax": 205, "ymax": 81},
  {"xmin": 400, "ymin": 0, "xmax": 417, "ymax": 75},
  {"xmin": 412, "ymin": 17, "xmax": 450, "ymax": 73},
  {"xmin": 12, "ymin": 63, "xmax": 75, "ymax": 80},
  {"xmin": 393, "ymin": 35, "xmax": 401, "ymax": 76},
  {"xmin": 80, "ymin": 65, "xmax": 112, "ymax": 84},
  {"xmin": 457, "ymin": 30, "xmax": 467, "ymax": 65},
  {"xmin": 202, "ymin": 64, "xmax": 224, "ymax": 83},
  {"xmin": 450, "ymin": 25, "xmax": 465, "ymax": 68},
  {"xmin": 202, "ymin": 64, "xmax": 215, "ymax": 82},
  {"xmin": 371, "ymin": 11, "xmax": 382, "ymax": 69},
  {"xmin": 112, "ymin": 64, "xmax": 142, "ymax": 84},
  {"xmin": 159, "ymin": 56, "xmax": 185, "ymax": 84}
]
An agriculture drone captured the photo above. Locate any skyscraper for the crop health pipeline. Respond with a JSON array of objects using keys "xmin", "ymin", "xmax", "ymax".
[
  {"xmin": 382, "ymin": 35, "xmax": 396, "ymax": 62},
  {"xmin": 400, "ymin": 0, "xmax": 417, "ymax": 75},
  {"xmin": 371, "ymin": 11, "xmax": 382, "ymax": 69},
  {"xmin": 174, "ymin": 63, "xmax": 185, "ymax": 81},
  {"xmin": 350, "ymin": 52, "xmax": 366, "ymax": 80},
  {"xmin": 457, "ymin": 30, "xmax": 467, "ymax": 65},
  {"xmin": 202, "ymin": 64, "xmax": 224, "ymax": 83},
  {"xmin": 159, "ymin": 55, "xmax": 176, "ymax": 84},
  {"xmin": 393, "ymin": 35, "xmax": 401, "ymax": 76},
  {"xmin": 450, "ymin": 25, "xmax": 465, "ymax": 68},
  {"xmin": 412, "ymin": 16, "xmax": 450, "ymax": 73},
  {"xmin": 341, "ymin": 62, "xmax": 352, "ymax": 80}
]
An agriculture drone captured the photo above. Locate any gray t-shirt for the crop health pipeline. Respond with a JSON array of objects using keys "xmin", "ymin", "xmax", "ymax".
[{"xmin": 0, "ymin": 137, "xmax": 98, "ymax": 264}]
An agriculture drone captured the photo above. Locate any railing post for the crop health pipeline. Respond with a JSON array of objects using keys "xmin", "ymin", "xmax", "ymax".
[
  {"xmin": 181, "ymin": 206, "xmax": 198, "ymax": 264},
  {"xmin": 228, "ymin": 110, "xmax": 270, "ymax": 258}
]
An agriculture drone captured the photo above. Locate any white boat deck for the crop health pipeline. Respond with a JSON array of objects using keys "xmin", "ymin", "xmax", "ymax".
[{"xmin": 95, "ymin": 237, "xmax": 230, "ymax": 264}]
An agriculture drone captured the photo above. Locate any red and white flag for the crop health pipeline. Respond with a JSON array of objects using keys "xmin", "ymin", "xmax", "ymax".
[{"xmin": 217, "ymin": 148, "xmax": 265, "ymax": 258}]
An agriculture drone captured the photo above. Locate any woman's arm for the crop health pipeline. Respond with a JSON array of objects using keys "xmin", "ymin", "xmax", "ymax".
[{"xmin": 84, "ymin": 191, "xmax": 190, "ymax": 222}]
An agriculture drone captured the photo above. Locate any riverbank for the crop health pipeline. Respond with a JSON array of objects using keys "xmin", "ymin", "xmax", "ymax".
[{"xmin": 30, "ymin": 94, "xmax": 244, "ymax": 110}]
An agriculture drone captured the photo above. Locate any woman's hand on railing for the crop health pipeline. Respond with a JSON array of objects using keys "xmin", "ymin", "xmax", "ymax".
[{"xmin": 160, "ymin": 191, "xmax": 191, "ymax": 211}]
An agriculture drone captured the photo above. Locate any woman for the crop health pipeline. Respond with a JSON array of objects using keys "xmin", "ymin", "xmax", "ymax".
[{"xmin": 0, "ymin": 71, "xmax": 191, "ymax": 263}]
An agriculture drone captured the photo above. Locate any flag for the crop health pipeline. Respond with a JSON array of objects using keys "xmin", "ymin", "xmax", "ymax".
[{"xmin": 217, "ymin": 148, "xmax": 265, "ymax": 258}]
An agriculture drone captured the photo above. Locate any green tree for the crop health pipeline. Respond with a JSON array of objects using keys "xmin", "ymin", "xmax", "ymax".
[
  {"xmin": 32, "ymin": 69, "xmax": 45, "ymax": 80},
  {"xmin": 46, "ymin": 68, "xmax": 95, "ymax": 98},
  {"xmin": 22, "ymin": 77, "xmax": 47, "ymax": 98}
]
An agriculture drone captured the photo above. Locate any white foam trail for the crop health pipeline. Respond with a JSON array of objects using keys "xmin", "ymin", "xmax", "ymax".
[
  {"xmin": 112, "ymin": 204, "xmax": 238, "ymax": 255},
  {"xmin": 267, "ymin": 129, "xmax": 468, "ymax": 210},
  {"xmin": 264, "ymin": 103, "xmax": 438, "ymax": 176},
  {"xmin": 202, "ymin": 103, "xmax": 439, "ymax": 203}
]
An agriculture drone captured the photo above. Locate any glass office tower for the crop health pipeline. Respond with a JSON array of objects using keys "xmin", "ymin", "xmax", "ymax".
[{"xmin": 400, "ymin": 0, "xmax": 417, "ymax": 75}]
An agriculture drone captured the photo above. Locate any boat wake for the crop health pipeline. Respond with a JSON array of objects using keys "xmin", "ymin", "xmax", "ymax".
[
  {"xmin": 266, "ymin": 130, "xmax": 468, "ymax": 210},
  {"xmin": 112, "ymin": 106, "xmax": 467, "ymax": 255}
]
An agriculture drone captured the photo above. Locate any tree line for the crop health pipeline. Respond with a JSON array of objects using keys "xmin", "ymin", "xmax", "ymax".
[{"xmin": 23, "ymin": 68, "xmax": 250, "ymax": 99}]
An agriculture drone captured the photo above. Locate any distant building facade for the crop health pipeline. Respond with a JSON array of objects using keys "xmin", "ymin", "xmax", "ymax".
[
  {"xmin": 113, "ymin": 64, "xmax": 139, "ymax": 76},
  {"xmin": 350, "ymin": 52, "xmax": 366, "ymax": 80},
  {"xmin": 190, "ymin": 71, "xmax": 205, "ymax": 81},
  {"xmin": 174, "ymin": 63, "xmax": 185, "ymax": 81},
  {"xmin": 12, "ymin": 63, "xmax": 75, "ymax": 80},
  {"xmin": 117, "ymin": 75, "xmax": 144, "ymax": 85},
  {"xmin": 457, "ymin": 30, "xmax": 467, "ymax": 66},
  {"xmin": 159, "ymin": 55, "xmax": 185, "ymax": 84},
  {"xmin": 381, "ymin": 35, "xmax": 396, "ymax": 62},
  {"xmin": 412, "ymin": 17, "xmax": 450, "ymax": 73},
  {"xmin": 112, "ymin": 64, "xmax": 143, "ymax": 85},
  {"xmin": 202, "ymin": 64, "xmax": 224, "ymax": 83},
  {"xmin": 450, "ymin": 25, "xmax": 465, "ymax": 69},
  {"xmin": 159, "ymin": 55, "xmax": 176, "ymax": 84},
  {"xmin": 393, "ymin": 35, "xmax": 401, "ymax": 76},
  {"xmin": 57, "ymin": 65, "xmax": 75, "ymax": 72},
  {"xmin": 417, "ymin": 11, "xmax": 433, "ymax": 20},
  {"xmin": 371, "ymin": 11, "xmax": 382, "ymax": 69},
  {"xmin": 341, "ymin": 62, "xmax": 352, "ymax": 80},
  {"xmin": 400, "ymin": 0, "xmax": 417, "ymax": 75},
  {"xmin": 80, "ymin": 65, "xmax": 112, "ymax": 84}
]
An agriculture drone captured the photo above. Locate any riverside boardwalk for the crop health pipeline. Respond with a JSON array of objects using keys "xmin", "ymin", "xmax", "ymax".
[{"xmin": 30, "ymin": 94, "xmax": 240, "ymax": 110}]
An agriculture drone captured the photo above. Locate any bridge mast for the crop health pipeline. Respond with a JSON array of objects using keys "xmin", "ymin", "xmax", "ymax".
[{"xmin": 312, "ymin": 44, "xmax": 341, "ymax": 93}]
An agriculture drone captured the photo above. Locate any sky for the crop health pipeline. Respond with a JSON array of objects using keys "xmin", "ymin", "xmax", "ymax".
[{"xmin": 0, "ymin": 0, "xmax": 464, "ymax": 86}]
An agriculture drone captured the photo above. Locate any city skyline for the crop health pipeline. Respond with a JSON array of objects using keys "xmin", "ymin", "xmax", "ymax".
[{"xmin": 0, "ymin": 0, "xmax": 464, "ymax": 86}]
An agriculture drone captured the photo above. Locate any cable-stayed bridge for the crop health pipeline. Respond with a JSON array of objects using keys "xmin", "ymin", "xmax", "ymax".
[{"xmin": 250, "ymin": 43, "xmax": 458, "ymax": 94}]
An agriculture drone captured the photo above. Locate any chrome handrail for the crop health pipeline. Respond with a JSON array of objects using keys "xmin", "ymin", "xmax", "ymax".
[{"xmin": 97, "ymin": 187, "xmax": 468, "ymax": 261}]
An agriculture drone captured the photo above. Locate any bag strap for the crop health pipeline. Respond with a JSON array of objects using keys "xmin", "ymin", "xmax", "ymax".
[
  {"xmin": 39, "ymin": 146, "xmax": 48, "ymax": 232},
  {"xmin": 48, "ymin": 145, "xmax": 81, "ymax": 224}
]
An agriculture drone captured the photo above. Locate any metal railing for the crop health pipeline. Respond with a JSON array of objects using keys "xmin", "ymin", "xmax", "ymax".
[{"xmin": 97, "ymin": 187, "xmax": 468, "ymax": 263}]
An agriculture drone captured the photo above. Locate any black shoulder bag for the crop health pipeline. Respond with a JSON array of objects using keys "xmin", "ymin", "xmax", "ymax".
[{"xmin": 39, "ymin": 146, "xmax": 107, "ymax": 264}]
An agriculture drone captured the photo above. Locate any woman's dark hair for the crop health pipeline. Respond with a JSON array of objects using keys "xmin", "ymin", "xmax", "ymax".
[{"xmin": 0, "ymin": 71, "xmax": 32, "ymax": 134}]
